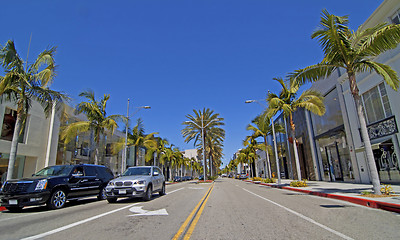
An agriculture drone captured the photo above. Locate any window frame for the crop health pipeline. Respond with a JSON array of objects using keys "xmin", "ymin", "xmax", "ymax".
[{"xmin": 361, "ymin": 82, "xmax": 392, "ymax": 125}]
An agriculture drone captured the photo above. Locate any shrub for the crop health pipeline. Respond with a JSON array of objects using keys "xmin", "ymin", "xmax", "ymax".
[
  {"xmin": 361, "ymin": 191, "xmax": 372, "ymax": 195},
  {"xmin": 290, "ymin": 179, "xmax": 308, "ymax": 187},
  {"xmin": 252, "ymin": 177, "xmax": 262, "ymax": 182},
  {"xmin": 381, "ymin": 184, "xmax": 393, "ymax": 195},
  {"xmin": 262, "ymin": 178, "xmax": 276, "ymax": 183}
]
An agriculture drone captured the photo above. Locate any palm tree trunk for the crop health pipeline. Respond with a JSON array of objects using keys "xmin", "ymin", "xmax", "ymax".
[
  {"xmin": 6, "ymin": 114, "xmax": 23, "ymax": 180},
  {"xmin": 349, "ymin": 73, "xmax": 381, "ymax": 194},
  {"xmin": 290, "ymin": 114, "xmax": 302, "ymax": 181}
]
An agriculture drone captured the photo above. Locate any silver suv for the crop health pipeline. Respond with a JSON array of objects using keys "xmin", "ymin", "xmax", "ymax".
[{"xmin": 105, "ymin": 166, "xmax": 165, "ymax": 203}]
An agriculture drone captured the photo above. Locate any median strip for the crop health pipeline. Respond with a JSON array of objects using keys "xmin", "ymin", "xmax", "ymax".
[{"xmin": 173, "ymin": 183, "xmax": 214, "ymax": 240}]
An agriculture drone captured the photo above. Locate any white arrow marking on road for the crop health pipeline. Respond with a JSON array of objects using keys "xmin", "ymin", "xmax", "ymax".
[{"xmin": 128, "ymin": 206, "xmax": 168, "ymax": 216}]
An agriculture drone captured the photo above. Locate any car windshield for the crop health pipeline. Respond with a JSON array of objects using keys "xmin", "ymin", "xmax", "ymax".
[
  {"xmin": 34, "ymin": 165, "xmax": 74, "ymax": 177},
  {"xmin": 122, "ymin": 167, "xmax": 151, "ymax": 176}
]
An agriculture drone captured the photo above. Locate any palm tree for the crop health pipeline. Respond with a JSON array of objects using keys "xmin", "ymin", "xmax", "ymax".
[
  {"xmin": 267, "ymin": 78, "xmax": 325, "ymax": 181},
  {"xmin": 289, "ymin": 10, "xmax": 400, "ymax": 194},
  {"xmin": 246, "ymin": 114, "xmax": 285, "ymax": 178},
  {"xmin": 113, "ymin": 118, "xmax": 158, "ymax": 167},
  {"xmin": 61, "ymin": 90, "xmax": 122, "ymax": 165},
  {"xmin": 0, "ymin": 40, "xmax": 67, "ymax": 180},
  {"xmin": 182, "ymin": 108, "xmax": 225, "ymax": 179},
  {"xmin": 146, "ymin": 137, "xmax": 169, "ymax": 167}
]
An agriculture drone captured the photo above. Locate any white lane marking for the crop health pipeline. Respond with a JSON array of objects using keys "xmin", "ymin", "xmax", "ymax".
[
  {"xmin": 242, "ymin": 188, "xmax": 354, "ymax": 240},
  {"xmin": 188, "ymin": 187, "xmax": 204, "ymax": 190},
  {"xmin": 128, "ymin": 206, "xmax": 168, "ymax": 216},
  {"xmin": 167, "ymin": 187, "xmax": 184, "ymax": 194},
  {"xmin": 20, "ymin": 203, "xmax": 140, "ymax": 240},
  {"xmin": 20, "ymin": 187, "xmax": 184, "ymax": 240}
]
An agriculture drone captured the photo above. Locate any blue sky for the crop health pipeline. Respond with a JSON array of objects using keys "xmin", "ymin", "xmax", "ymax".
[{"xmin": 2, "ymin": 0, "xmax": 382, "ymax": 166}]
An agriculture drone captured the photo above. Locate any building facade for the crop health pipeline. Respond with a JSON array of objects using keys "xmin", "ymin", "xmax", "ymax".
[{"xmin": 0, "ymin": 101, "xmax": 125, "ymax": 181}]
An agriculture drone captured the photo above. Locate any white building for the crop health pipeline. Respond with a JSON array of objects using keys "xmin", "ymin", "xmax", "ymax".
[{"xmin": 306, "ymin": 0, "xmax": 400, "ymax": 184}]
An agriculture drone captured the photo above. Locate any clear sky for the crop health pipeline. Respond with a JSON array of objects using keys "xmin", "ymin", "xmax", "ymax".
[{"xmin": 2, "ymin": 0, "xmax": 382, "ymax": 167}]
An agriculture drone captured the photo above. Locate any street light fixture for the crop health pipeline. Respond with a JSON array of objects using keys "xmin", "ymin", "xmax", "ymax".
[
  {"xmin": 184, "ymin": 117, "xmax": 218, "ymax": 181},
  {"xmin": 245, "ymin": 99, "xmax": 281, "ymax": 184},
  {"xmin": 122, "ymin": 99, "xmax": 151, "ymax": 173}
]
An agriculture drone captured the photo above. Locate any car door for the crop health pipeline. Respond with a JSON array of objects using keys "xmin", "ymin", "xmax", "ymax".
[
  {"xmin": 68, "ymin": 166, "xmax": 89, "ymax": 197},
  {"xmin": 152, "ymin": 167, "xmax": 162, "ymax": 191},
  {"xmin": 83, "ymin": 166, "xmax": 102, "ymax": 196}
]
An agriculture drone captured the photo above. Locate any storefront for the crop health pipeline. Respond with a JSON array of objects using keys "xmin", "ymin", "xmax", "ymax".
[
  {"xmin": 311, "ymin": 88, "xmax": 355, "ymax": 182},
  {"xmin": 0, "ymin": 153, "xmax": 26, "ymax": 184},
  {"xmin": 368, "ymin": 116, "xmax": 400, "ymax": 184},
  {"xmin": 316, "ymin": 128, "xmax": 354, "ymax": 182}
]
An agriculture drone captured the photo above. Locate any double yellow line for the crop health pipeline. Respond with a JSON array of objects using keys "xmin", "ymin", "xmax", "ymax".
[{"xmin": 172, "ymin": 183, "xmax": 214, "ymax": 240}]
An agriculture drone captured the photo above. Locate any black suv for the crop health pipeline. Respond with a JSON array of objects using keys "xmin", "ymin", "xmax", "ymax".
[{"xmin": 0, "ymin": 164, "xmax": 114, "ymax": 211}]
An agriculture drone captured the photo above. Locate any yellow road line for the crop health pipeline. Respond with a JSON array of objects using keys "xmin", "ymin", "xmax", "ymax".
[
  {"xmin": 183, "ymin": 184, "xmax": 214, "ymax": 240},
  {"xmin": 172, "ymin": 183, "xmax": 214, "ymax": 240}
]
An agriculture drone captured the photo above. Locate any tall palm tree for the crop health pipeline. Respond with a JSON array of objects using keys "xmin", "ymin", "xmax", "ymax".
[
  {"xmin": 246, "ymin": 114, "xmax": 285, "ymax": 178},
  {"xmin": 289, "ymin": 10, "xmax": 400, "ymax": 193},
  {"xmin": 61, "ymin": 90, "xmax": 122, "ymax": 165},
  {"xmin": 182, "ymin": 108, "xmax": 225, "ymax": 179},
  {"xmin": 267, "ymin": 78, "xmax": 325, "ymax": 181},
  {"xmin": 0, "ymin": 40, "xmax": 67, "ymax": 180}
]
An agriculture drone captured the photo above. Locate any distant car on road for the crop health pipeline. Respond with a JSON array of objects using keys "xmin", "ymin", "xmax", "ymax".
[
  {"xmin": 198, "ymin": 175, "xmax": 204, "ymax": 180},
  {"xmin": 0, "ymin": 164, "xmax": 114, "ymax": 211},
  {"xmin": 105, "ymin": 166, "xmax": 165, "ymax": 203},
  {"xmin": 221, "ymin": 174, "xmax": 227, "ymax": 177}
]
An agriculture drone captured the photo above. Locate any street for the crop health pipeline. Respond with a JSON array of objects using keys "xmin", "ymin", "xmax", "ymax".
[{"xmin": 1, "ymin": 178, "xmax": 399, "ymax": 240}]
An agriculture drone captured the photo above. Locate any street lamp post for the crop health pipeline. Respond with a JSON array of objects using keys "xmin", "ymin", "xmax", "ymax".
[
  {"xmin": 245, "ymin": 99, "xmax": 281, "ymax": 184},
  {"xmin": 122, "ymin": 98, "xmax": 150, "ymax": 173}
]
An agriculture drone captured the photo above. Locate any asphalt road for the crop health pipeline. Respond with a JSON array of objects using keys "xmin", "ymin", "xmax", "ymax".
[{"xmin": 0, "ymin": 178, "xmax": 399, "ymax": 240}]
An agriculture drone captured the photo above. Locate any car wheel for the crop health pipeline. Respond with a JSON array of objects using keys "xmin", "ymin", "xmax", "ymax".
[
  {"xmin": 97, "ymin": 187, "xmax": 107, "ymax": 201},
  {"xmin": 47, "ymin": 189, "xmax": 67, "ymax": 210},
  {"xmin": 159, "ymin": 183, "xmax": 166, "ymax": 196},
  {"xmin": 107, "ymin": 197, "xmax": 117, "ymax": 203},
  {"xmin": 143, "ymin": 185, "xmax": 152, "ymax": 201},
  {"xmin": 6, "ymin": 206, "xmax": 23, "ymax": 212}
]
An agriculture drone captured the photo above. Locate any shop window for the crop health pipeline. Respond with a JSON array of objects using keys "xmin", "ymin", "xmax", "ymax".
[
  {"xmin": 105, "ymin": 143, "xmax": 112, "ymax": 157},
  {"xmin": 362, "ymin": 83, "xmax": 392, "ymax": 124},
  {"xmin": 390, "ymin": 9, "xmax": 400, "ymax": 24},
  {"xmin": 1, "ymin": 108, "xmax": 25, "ymax": 143},
  {"xmin": 0, "ymin": 153, "xmax": 26, "ymax": 183},
  {"xmin": 312, "ymin": 88, "xmax": 344, "ymax": 136}
]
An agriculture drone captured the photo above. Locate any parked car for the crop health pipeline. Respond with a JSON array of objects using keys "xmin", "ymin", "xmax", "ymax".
[
  {"xmin": 105, "ymin": 166, "xmax": 165, "ymax": 203},
  {"xmin": 0, "ymin": 164, "xmax": 114, "ymax": 212},
  {"xmin": 239, "ymin": 173, "xmax": 248, "ymax": 179},
  {"xmin": 199, "ymin": 175, "xmax": 204, "ymax": 180},
  {"xmin": 173, "ymin": 176, "xmax": 182, "ymax": 182},
  {"xmin": 182, "ymin": 176, "xmax": 193, "ymax": 181}
]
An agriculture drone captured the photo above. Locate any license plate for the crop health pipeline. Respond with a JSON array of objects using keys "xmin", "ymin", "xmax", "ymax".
[
  {"xmin": 119, "ymin": 189, "xmax": 126, "ymax": 194},
  {"xmin": 9, "ymin": 199, "xmax": 18, "ymax": 205}
]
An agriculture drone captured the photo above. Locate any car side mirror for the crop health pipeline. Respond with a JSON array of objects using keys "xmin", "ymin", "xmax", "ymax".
[{"xmin": 153, "ymin": 172, "xmax": 159, "ymax": 176}]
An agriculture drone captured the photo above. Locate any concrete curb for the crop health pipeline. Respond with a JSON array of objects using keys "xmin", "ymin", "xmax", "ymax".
[{"xmin": 244, "ymin": 180, "xmax": 400, "ymax": 214}]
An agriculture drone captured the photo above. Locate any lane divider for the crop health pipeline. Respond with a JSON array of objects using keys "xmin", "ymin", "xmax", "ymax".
[{"xmin": 173, "ymin": 183, "xmax": 214, "ymax": 240}]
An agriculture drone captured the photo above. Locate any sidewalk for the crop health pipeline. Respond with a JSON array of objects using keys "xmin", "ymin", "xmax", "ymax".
[{"xmin": 244, "ymin": 179, "xmax": 400, "ymax": 214}]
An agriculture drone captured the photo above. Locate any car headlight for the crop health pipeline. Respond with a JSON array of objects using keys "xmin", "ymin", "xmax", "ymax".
[
  {"xmin": 135, "ymin": 180, "xmax": 145, "ymax": 185},
  {"xmin": 108, "ymin": 182, "xmax": 114, "ymax": 186},
  {"xmin": 35, "ymin": 179, "xmax": 48, "ymax": 191}
]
